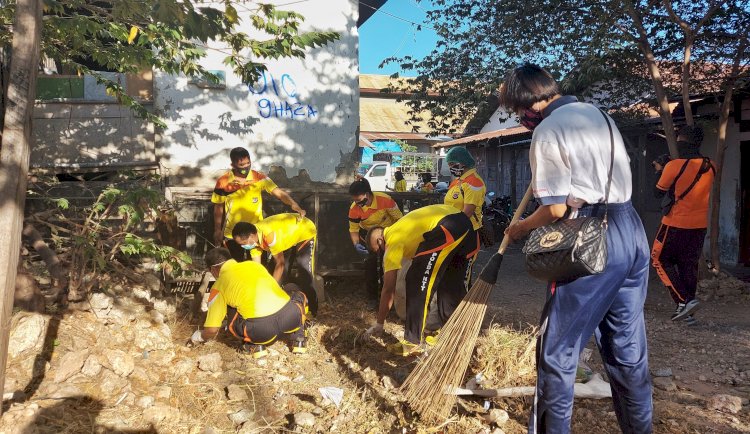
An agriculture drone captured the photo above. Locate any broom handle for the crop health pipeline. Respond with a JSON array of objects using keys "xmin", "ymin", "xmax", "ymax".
[{"xmin": 497, "ymin": 185, "xmax": 533, "ymax": 255}]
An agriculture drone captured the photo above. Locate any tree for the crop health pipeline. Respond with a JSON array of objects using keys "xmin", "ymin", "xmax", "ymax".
[
  {"xmin": 386, "ymin": 0, "xmax": 750, "ymax": 269},
  {"xmin": 0, "ymin": 0, "xmax": 340, "ymax": 128}
]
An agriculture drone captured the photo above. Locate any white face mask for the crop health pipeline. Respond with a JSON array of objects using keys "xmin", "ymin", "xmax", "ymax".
[{"xmin": 241, "ymin": 243, "xmax": 256, "ymax": 250}]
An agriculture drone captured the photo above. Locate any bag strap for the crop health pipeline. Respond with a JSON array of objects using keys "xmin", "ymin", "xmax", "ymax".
[
  {"xmin": 598, "ymin": 109, "xmax": 615, "ymax": 223},
  {"xmin": 675, "ymin": 157, "xmax": 712, "ymax": 201},
  {"xmin": 669, "ymin": 158, "xmax": 692, "ymax": 193}
]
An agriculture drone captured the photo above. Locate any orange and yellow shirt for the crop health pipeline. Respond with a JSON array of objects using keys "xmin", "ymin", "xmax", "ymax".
[
  {"xmin": 211, "ymin": 170, "xmax": 278, "ymax": 238},
  {"xmin": 254, "ymin": 213, "xmax": 317, "ymax": 256},
  {"xmin": 444, "ymin": 168, "xmax": 486, "ymax": 230},
  {"xmin": 348, "ymin": 192, "xmax": 403, "ymax": 233}
]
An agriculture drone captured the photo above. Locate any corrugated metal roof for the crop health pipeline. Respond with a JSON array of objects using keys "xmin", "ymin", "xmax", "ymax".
[
  {"xmin": 360, "ymin": 96, "xmax": 435, "ymax": 133},
  {"xmin": 434, "ymin": 126, "xmax": 530, "ymax": 148}
]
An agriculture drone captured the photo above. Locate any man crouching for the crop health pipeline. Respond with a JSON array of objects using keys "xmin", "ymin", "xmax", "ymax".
[{"xmin": 189, "ymin": 248, "xmax": 308, "ymax": 358}]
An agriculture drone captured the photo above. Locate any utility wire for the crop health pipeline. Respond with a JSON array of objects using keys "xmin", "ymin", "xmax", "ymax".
[{"xmin": 359, "ymin": 0, "xmax": 438, "ymax": 32}]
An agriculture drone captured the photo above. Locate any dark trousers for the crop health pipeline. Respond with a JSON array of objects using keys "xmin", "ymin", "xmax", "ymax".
[
  {"xmin": 462, "ymin": 230, "xmax": 480, "ymax": 290},
  {"xmin": 225, "ymin": 285, "xmax": 307, "ymax": 345},
  {"xmin": 269, "ymin": 238, "xmax": 318, "ymax": 316},
  {"xmin": 530, "ymin": 202, "xmax": 652, "ymax": 434},
  {"xmin": 364, "ymin": 251, "xmax": 383, "ymax": 300},
  {"xmin": 404, "ymin": 212, "xmax": 473, "ymax": 344},
  {"xmin": 651, "ymin": 224, "xmax": 706, "ymax": 304}
]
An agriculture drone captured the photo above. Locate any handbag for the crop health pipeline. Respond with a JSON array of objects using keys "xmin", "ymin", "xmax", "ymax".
[{"xmin": 522, "ymin": 108, "xmax": 614, "ymax": 282}]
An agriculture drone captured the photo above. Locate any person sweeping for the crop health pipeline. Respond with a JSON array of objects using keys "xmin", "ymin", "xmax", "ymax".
[{"xmin": 362, "ymin": 204, "xmax": 473, "ymax": 356}]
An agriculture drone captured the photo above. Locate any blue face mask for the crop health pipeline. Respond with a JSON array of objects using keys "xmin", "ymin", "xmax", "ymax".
[{"xmin": 241, "ymin": 243, "xmax": 256, "ymax": 250}]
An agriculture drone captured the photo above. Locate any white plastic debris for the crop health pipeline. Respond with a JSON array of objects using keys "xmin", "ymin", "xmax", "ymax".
[{"xmin": 318, "ymin": 386, "xmax": 344, "ymax": 408}]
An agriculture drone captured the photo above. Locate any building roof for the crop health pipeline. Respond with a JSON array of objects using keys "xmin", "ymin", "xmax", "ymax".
[{"xmin": 434, "ymin": 126, "xmax": 530, "ymax": 148}]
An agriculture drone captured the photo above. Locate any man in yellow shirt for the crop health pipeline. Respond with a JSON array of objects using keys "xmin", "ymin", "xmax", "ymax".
[
  {"xmin": 386, "ymin": 170, "xmax": 407, "ymax": 192},
  {"xmin": 348, "ymin": 179, "xmax": 403, "ymax": 301},
  {"xmin": 232, "ymin": 214, "xmax": 318, "ymax": 315},
  {"xmin": 363, "ymin": 204, "xmax": 473, "ymax": 356},
  {"xmin": 189, "ymin": 248, "xmax": 308, "ymax": 358},
  {"xmin": 443, "ymin": 146, "xmax": 486, "ymax": 289},
  {"xmin": 212, "ymin": 147, "xmax": 305, "ymax": 262}
]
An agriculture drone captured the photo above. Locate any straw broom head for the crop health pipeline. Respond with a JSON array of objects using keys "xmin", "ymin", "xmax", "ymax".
[{"xmin": 399, "ymin": 186, "xmax": 533, "ymax": 423}]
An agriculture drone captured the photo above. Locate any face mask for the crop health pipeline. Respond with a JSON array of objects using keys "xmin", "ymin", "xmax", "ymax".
[
  {"xmin": 520, "ymin": 108, "xmax": 544, "ymax": 131},
  {"xmin": 241, "ymin": 243, "xmax": 256, "ymax": 250},
  {"xmin": 356, "ymin": 197, "xmax": 369, "ymax": 207},
  {"xmin": 233, "ymin": 167, "xmax": 250, "ymax": 177},
  {"xmin": 449, "ymin": 166, "xmax": 464, "ymax": 177}
]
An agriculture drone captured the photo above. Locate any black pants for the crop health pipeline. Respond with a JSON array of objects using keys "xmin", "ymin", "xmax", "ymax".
[
  {"xmin": 404, "ymin": 213, "xmax": 473, "ymax": 344},
  {"xmin": 268, "ymin": 238, "xmax": 318, "ymax": 316},
  {"xmin": 225, "ymin": 285, "xmax": 307, "ymax": 345},
  {"xmin": 364, "ymin": 251, "xmax": 383, "ymax": 300},
  {"xmin": 651, "ymin": 224, "xmax": 706, "ymax": 304}
]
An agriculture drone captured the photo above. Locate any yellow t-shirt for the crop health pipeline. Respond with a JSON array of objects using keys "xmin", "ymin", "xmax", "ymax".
[
  {"xmin": 255, "ymin": 213, "xmax": 317, "ymax": 256},
  {"xmin": 394, "ymin": 179, "xmax": 407, "ymax": 192},
  {"xmin": 382, "ymin": 204, "xmax": 461, "ymax": 272},
  {"xmin": 204, "ymin": 260, "xmax": 290, "ymax": 327},
  {"xmin": 444, "ymin": 168, "xmax": 486, "ymax": 230},
  {"xmin": 211, "ymin": 170, "xmax": 278, "ymax": 238},
  {"xmin": 348, "ymin": 192, "xmax": 403, "ymax": 233}
]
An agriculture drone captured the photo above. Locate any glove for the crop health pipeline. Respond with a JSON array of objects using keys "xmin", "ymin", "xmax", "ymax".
[
  {"xmin": 363, "ymin": 323, "xmax": 384, "ymax": 338},
  {"xmin": 189, "ymin": 330, "xmax": 205, "ymax": 346},
  {"xmin": 355, "ymin": 243, "xmax": 369, "ymax": 256}
]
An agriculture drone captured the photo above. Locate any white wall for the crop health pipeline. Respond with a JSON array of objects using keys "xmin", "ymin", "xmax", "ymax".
[
  {"xmin": 479, "ymin": 107, "xmax": 519, "ymax": 133},
  {"xmin": 154, "ymin": 0, "xmax": 359, "ymax": 187}
]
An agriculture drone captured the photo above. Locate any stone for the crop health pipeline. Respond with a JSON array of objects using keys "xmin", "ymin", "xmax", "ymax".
[
  {"xmin": 81, "ymin": 355, "xmax": 102, "ymax": 377},
  {"xmin": 149, "ymin": 350, "xmax": 176, "ymax": 367},
  {"xmin": 228, "ymin": 409, "xmax": 254, "ymax": 426},
  {"xmin": 652, "ymin": 377, "xmax": 676, "ymax": 392},
  {"xmin": 491, "ymin": 429, "xmax": 506, "ymax": 434},
  {"xmin": 227, "ymin": 385, "xmax": 248, "ymax": 401},
  {"xmin": 8, "ymin": 313, "xmax": 48, "ymax": 358},
  {"xmin": 53, "ymin": 350, "xmax": 90, "ymax": 383},
  {"xmin": 238, "ymin": 421, "xmax": 260, "ymax": 433},
  {"xmin": 293, "ymin": 412, "xmax": 315, "ymax": 427},
  {"xmin": 152, "ymin": 299, "xmax": 176, "ymax": 318},
  {"xmin": 43, "ymin": 384, "xmax": 82, "ymax": 400},
  {"xmin": 707, "ymin": 394, "xmax": 743, "ymax": 414},
  {"xmin": 381, "ymin": 375, "xmax": 398, "ymax": 390},
  {"xmin": 135, "ymin": 327, "xmax": 172, "ymax": 351},
  {"xmin": 197, "ymin": 353, "xmax": 222, "ymax": 372},
  {"xmin": 699, "ymin": 375, "xmax": 707, "ymax": 381},
  {"xmin": 142, "ymin": 273, "xmax": 163, "ymax": 293},
  {"xmin": 483, "ymin": 409, "xmax": 510, "ymax": 426},
  {"xmin": 150, "ymin": 310, "xmax": 166, "ymax": 325},
  {"xmin": 651, "ymin": 367, "xmax": 673, "ymax": 378},
  {"xmin": 273, "ymin": 374, "xmax": 291, "ymax": 383},
  {"xmin": 88, "ymin": 292, "xmax": 113, "ymax": 312},
  {"xmin": 132, "ymin": 287, "xmax": 152, "ymax": 302},
  {"xmin": 142, "ymin": 404, "xmax": 179, "ymax": 424},
  {"xmin": 105, "ymin": 350, "xmax": 135, "ymax": 377},
  {"xmin": 100, "ymin": 370, "xmax": 129, "ymax": 396},
  {"xmin": 173, "ymin": 358, "xmax": 195, "ymax": 377},
  {"xmin": 156, "ymin": 386, "xmax": 172, "ymax": 400},
  {"xmin": 136, "ymin": 396, "xmax": 155, "ymax": 409}
]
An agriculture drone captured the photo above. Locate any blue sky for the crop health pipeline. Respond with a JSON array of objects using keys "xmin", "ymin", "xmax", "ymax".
[{"xmin": 359, "ymin": 0, "xmax": 439, "ymax": 76}]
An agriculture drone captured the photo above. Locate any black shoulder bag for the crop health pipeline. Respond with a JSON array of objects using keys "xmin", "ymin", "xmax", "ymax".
[{"xmin": 522, "ymin": 109, "xmax": 614, "ymax": 282}]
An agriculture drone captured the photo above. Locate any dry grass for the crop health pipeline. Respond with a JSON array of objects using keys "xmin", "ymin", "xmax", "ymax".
[{"xmin": 472, "ymin": 324, "xmax": 537, "ymax": 389}]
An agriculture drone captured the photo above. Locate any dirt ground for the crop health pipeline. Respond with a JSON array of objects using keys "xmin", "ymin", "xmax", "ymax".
[{"xmin": 1, "ymin": 247, "xmax": 749, "ymax": 433}]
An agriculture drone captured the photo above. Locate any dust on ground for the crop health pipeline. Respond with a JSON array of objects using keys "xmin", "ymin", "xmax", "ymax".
[{"xmin": 1, "ymin": 247, "xmax": 749, "ymax": 433}]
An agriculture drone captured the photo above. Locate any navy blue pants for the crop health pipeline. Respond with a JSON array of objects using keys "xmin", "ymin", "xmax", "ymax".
[{"xmin": 529, "ymin": 201, "xmax": 652, "ymax": 434}]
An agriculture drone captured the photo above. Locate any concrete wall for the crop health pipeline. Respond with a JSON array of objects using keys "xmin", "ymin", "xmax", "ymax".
[
  {"xmin": 480, "ymin": 107, "xmax": 519, "ymax": 133},
  {"xmin": 155, "ymin": 0, "xmax": 359, "ymax": 187}
]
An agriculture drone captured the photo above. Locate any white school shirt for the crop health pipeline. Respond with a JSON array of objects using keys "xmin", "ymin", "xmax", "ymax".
[{"xmin": 529, "ymin": 98, "xmax": 632, "ymax": 208}]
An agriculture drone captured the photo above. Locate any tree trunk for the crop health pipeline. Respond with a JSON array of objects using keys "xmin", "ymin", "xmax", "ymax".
[
  {"xmin": 681, "ymin": 37, "xmax": 694, "ymax": 126},
  {"xmin": 0, "ymin": 0, "xmax": 42, "ymax": 414},
  {"xmin": 708, "ymin": 41, "xmax": 746, "ymax": 273}
]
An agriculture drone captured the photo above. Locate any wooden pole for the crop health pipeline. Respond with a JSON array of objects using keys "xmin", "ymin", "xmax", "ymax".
[{"xmin": 0, "ymin": 0, "xmax": 43, "ymax": 412}]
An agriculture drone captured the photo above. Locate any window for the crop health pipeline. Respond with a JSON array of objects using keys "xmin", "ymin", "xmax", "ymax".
[{"xmin": 371, "ymin": 165, "xmax": 387, "ymax": 177}]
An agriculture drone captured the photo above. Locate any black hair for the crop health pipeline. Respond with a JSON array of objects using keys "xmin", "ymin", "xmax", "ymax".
[
  {"xmin": 421, "ymin": 172, "xmax": 432, "ymax": 183},
  {"xmin": 365, "ymin": 226, "xmax": 384, "ymax": 253},
  {"xmin": 653, "ymin": 154, "xmax": 671, "ymax": 166},
  {"xmin": 231, "ymin": 222, "xmax": 257, "ymax": 239},
  {"xmin": 677, "ymin": 125, "xmax": 704, "ymax": 146},
  {"xmin": 205, "ymin": 248, "xmax": 231, "ymax": 268},
  {"xmin": 349, "ymin": 178, "xmax": 372, "ymax": 196},
  {"xmin": 498, "ymin": 63, "xmax": 560, "ymax": 113},
  {"xmin": 229, "ymin": 147, "xmax": 250, "ymax": 164},
  {"xmin": 394, "ymin": 171, "xmax": 404, "ymax": 181}
]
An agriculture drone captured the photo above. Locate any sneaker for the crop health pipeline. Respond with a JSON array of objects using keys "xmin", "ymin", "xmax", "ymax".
[
  {"xmin": 683, "ymin": 315, "xmax": 698, "ymax": 326},
  {"xmin": 424, "ymin": 329, "xmax": 441, "ymax": 347},
  {"xmin": 291, "ymin": 340, "xmax": 307, "ymax": 355},
  {"xmin": 386, "ymin": 339, "xmax": 423, "ymax": 357},
  {"xmin": 672, "ymin": 299, "xmax": 701, "ymax": 321},
  {"xmin": 670, "ymin": 303, "xmax": 686, "ymax": 321},
  {"xmin": 242, "ymin": 343, "xmax": 268, "ymax": 359}
]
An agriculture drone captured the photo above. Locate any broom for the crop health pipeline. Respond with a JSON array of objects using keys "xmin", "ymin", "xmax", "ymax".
[{"xmin": 399, "ymin": 185, "xmax": 533, "ymax": 423}]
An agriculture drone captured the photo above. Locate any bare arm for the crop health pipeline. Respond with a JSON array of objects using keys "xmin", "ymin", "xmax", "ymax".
[
  {"xmin": 213, "ymin": 203, "xmax": 224, "ymax": 245},
  {"xmin": 376, "ymin": 270, "xmax": 398, "ymax": 325},
  {"xmin": 462, "ymin": 204, "xmax": 477, "ymax": 220},
  {"xmin": 272, "ymin": 252, "xmax": 285, "ymax": 282},
  {"xmin": 271, "ymin": 187, "xmax": 305, "ymax": 217},
  {"xmin": 506, "ymin": 204, "xmax": 568, "ymax": 243},
  {"xmin": 350, "ymin": 231, "xmax": 361, "ymax": 246},
  {"xmin": 201, "ymin": 327, "xmax": 220, "ymax": 341}
]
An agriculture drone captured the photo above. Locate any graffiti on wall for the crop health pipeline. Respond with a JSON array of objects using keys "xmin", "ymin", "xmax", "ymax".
[{"xmin": 248, "ymin": 72, "xmax": 318, "ymax": 120}]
